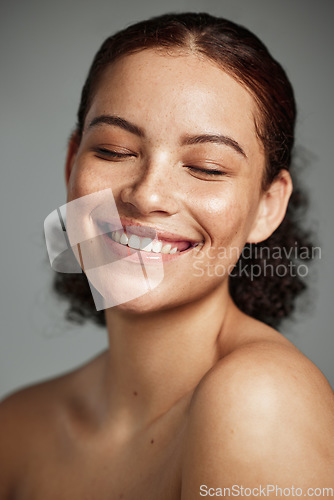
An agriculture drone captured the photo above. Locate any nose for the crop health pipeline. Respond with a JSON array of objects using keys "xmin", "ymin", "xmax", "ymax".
[{"xmin": 120, "ymin": 157, "xmax": 179, "ymax": 216}]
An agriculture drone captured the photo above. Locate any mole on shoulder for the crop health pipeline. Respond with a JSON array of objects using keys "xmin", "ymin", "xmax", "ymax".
[
  {"xmin": 151, "ymin": 439, "xmax": 154, "ymax": 444},
  {"xmin": 133, "ymin": 391, "xmax": 138, "ymax": 396}
]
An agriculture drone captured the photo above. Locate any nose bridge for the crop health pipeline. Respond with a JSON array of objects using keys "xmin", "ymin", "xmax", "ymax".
[
  {"xmin": 121, "ymin": 151, "xmax": 179, "ymax": 214},
  {"xmin": 142, "ymin": 150, "xmax": 170, "ymax": 187}
]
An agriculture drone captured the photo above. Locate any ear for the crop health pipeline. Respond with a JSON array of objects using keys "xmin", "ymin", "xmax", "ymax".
[
  {"xmin": 247, "ymin": 169, "xmax": 293, "ymax": 244},
  {"xmin": 65, "ymin": 131, "xmax": 80, "ymax": 187}
]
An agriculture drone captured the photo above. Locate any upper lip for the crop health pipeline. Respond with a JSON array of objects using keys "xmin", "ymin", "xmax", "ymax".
[{"xmin": 96, "ymin": 217, "xmax": 203, "ymax": 244}]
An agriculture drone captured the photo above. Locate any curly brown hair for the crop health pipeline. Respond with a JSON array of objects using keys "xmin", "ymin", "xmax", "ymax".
[{"xmin": 53, "ymin": 12, "xmax": 314, "ymax": 328}]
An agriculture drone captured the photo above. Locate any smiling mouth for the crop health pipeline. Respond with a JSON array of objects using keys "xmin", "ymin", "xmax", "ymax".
[{"xmin": 97, "ymin": 223, "xmax": 201, "ymax": 255}]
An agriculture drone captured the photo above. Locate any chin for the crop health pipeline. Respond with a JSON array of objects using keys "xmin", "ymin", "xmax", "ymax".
[
  {"xmin": 83, "ymin": 257, "xmax": 164, "ymax": 312},
  {"xmin": 110, "ymin": 288, "xmax": 173, "ymax": 315}
]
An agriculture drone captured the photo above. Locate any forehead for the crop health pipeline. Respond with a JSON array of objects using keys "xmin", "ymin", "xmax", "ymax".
[{"xmin": 85, "ymin": 49, "xmax": 263, "ymax": 160}]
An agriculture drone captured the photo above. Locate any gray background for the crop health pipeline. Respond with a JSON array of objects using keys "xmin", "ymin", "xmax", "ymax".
[{"xmin": 1, "ymin": 0, "xmax": 333, "ymax": 399}]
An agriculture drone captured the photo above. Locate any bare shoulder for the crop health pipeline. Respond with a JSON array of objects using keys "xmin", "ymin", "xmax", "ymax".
[
  {"xmin": 0, "ymin": 349, "xmax": 105, "ymax": 437},
  {"xmin": 0, "ymin": 351, "xmax": 105, "ymax": 497},
  {"xmin": 206, "ymin": 330, "xmax": 334, "ymax": 406},
  {"xmin": 0, "ymin": 377, "xmax": 64, "ymax": 497},
  {"xmin": 209, "ymin": 314, "xmax": 334, "ymax": 408},
  {"xmin": 181, "ymin": 331, "xmax": 334, "ymax": 499},
  {"xmin": 196, "ymin": 335, "xmax": 334, "ymax": 428}
]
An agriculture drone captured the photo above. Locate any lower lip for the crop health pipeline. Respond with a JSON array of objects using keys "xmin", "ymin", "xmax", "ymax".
[{"xmin": 101, "ymin": 233, "xmax": 194, "ymax": 264}]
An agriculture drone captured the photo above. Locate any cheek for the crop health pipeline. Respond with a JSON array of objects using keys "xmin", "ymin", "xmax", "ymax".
[
  {"xmin": 67, "ymin": 160, "xmax": 107, "ymax": 202},
  {"xmin": 195, "ymin": 189, "xmax": 258, "ymax": 246}
]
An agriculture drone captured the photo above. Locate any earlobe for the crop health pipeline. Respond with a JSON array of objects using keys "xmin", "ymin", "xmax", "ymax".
[
  {"xmin": 247, "ymin": 170, "xmax": 293, "ymax": 244},
  {"xmin": 65, "ymin": 131, "xmax": 80, "ymax": 187}
]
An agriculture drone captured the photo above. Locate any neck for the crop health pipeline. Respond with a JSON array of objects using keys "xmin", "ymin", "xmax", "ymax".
[{"xmin": 100, "ymin": 282, "xmax": 234, "ymax": 430}]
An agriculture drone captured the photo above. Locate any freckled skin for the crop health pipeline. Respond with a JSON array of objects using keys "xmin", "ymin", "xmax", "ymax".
[
  {"xmin": 67, "ymin": 50, "xmax": 268, "ymax": 314},
  {"xmin": 1, "ymin": 49, "xmax": 333, "ymax": 500}
]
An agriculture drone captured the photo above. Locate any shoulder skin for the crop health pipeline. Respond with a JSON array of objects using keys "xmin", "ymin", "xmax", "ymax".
[
  {"xmin": 0, "ymin": 352, "xmax": 107, "ymax": 498},
  {"xmin": 0, "ymin": 375, "xmax": 73, "ymax": 499},
  {"xmin": 181, "ymin": 341, "xmax": 334, "ymax": 499}
]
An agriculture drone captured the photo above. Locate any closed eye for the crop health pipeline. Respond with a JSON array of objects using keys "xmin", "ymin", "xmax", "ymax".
[
  {"xmin": 92, "ymin": 149, "xmax": 226, "ymax": 178},
  {"xmin": 186, "ymin": 166, "xmax": 227, "ymax": 177},
  {"xmin": 93, "ymin": 148, "xmax": 136, "ymax": 160}
]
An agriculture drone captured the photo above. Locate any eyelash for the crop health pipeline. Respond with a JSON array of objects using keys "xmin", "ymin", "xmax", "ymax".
[
  {"xmin": 186, "ymin": 166, "xmax": 225, "ymax": 177},
  {"xmin": 94, "ymin": 148, "xmax": 134, "ymax": 159},
  {"xmin": 93, "ymin": 148, "xmax": 226, "ymax": 177}
]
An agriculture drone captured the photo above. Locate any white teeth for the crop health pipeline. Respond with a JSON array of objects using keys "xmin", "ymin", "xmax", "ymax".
[
  {"xmin": 106, "ymin": 227, "xmax": 187, "ymax": 255},
  {"xmin": 114, "ymin": 230, "xmax": 121, "ymax": 243},
  {"xmin": 128, "ymin": 234, "xmax": 141, "ymax": 250},
  {"xmin": 161, "ymin": 243, "xmax": 172, "ymax": 254},
  {"xmin": 120, "ymin": 232, "xmax": 129, "ymax": 245},
  {"xmin": 140, "ymin": 237, "xmax": 153, "ymax": 252},
  {"xmin": 152, "ymin": 240, "xmax": 163, "ymax": 253}
]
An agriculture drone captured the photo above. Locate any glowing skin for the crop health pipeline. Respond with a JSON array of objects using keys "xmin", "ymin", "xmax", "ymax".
[
  {"xmin": 66, "ymin": 49, "xmax": 275, "ymax": 314},
  {"xmin": 1, "ymin": 49, "xmax": 333, "ymax": 500}
]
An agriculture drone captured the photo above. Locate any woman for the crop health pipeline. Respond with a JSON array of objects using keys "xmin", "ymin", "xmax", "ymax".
[{"xmin": 0, "ymin": 12, "xmax": 333, "ymax": 499}]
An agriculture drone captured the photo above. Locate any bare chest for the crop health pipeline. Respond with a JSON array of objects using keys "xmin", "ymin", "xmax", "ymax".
[{"xmin": 14, "ymin": 424, "xmax": 184, "ymax": 500}]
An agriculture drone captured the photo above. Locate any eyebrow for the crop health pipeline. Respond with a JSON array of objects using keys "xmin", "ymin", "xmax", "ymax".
[
  {"xmin": 181, "ymin": 134, "xmax": 247, "ymax": 158},
  {"xmin": 88, "ymin": 114, "xmax": 247, "ymax": 158},
  {"xmin": 88, "ymin": 115, "xmax": 145, "ymax": 137}
]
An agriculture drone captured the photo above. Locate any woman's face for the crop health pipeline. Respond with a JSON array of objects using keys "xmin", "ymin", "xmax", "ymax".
[{"xmin": 66, "ymin": 49, "xmax": 269, "ymax": 312}]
